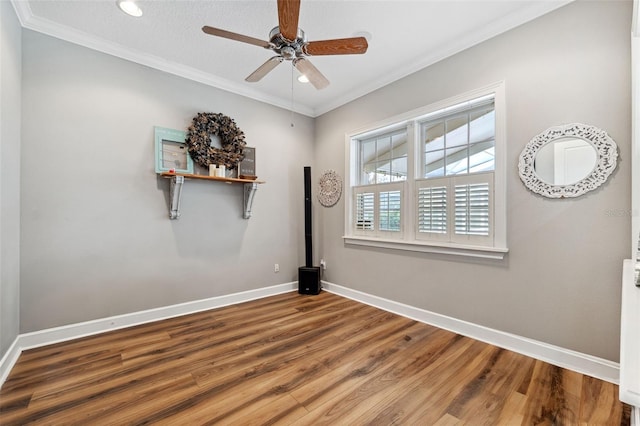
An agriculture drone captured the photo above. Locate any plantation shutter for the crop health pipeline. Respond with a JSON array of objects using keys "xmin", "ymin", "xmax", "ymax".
[
  {"xmin": 450, "ymin": 173, "xmax": 493, "ymax": 246},
  {"xmin": 379, "ymin": 190, "xmax": 401, "ymax": 232},
  {"xmin": 417, "ymin": 186, "xmax": 447, "ymax": 234},
  {"xmin": 454, "ymin": 183, "xmax": 490, "ymax": 236},
  {"xmin": 416, "ymin": 173, "xmax": 493, "ymax": 245},
  {"xmin": 353, "ymin": 183, "xmax": 404, "ymax": 238},
  {"xmin": 355, "ymin": 191, "xmax": 374, "ymax": 231}
]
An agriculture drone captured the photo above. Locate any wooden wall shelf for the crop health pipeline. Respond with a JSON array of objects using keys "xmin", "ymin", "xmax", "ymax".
[{"xmin": 160, "ymin": 172, "xmax": 265, "ymax": 220}]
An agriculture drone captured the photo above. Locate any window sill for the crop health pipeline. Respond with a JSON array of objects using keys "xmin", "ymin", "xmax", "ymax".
[{"xmin": 342, "ymin": 236, "xmax": 509, "ymax": 260}]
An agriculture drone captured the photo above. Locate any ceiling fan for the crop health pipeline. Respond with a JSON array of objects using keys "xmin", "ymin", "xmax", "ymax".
[{"xmin": 202, "ymin": 0, "xmax": 368, "ymax": 90}]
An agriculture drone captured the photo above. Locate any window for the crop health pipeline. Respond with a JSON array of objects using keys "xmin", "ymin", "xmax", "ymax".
[
  {"xmin": 421, "ymin": 103, "xmax": 495, "ymax": 178},
  {"xmin": 360, "ymin": 129, "xmax": 408, "ymax": 184},
  {"xmin": 345, "ymin": 83, "xmax": 507, "ymax": 259},
  {"xmin": 353, "ymin": 127, "xmax": 407, "ymax": 240}
]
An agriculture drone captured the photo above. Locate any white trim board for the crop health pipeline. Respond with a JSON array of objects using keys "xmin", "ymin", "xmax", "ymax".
[
  {"xmin": 0, "ymin": 338, "xmax": 22, "ymax": 388},
  {"xmin": 1, "ymin": 280, "xmax": 619, "ymax": 388},
  {"xmin": 9, "ymin": 0, "xmax": 572, "ymax": 118},
  {"xmin": 321, "ymin": 281, "xmax": 620, "ymax": 385},
  {"xmin": 0, "ymin": 282, "xmax": 298, "ymax": 386}
]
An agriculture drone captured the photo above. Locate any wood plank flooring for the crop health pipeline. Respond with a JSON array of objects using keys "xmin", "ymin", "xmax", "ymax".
[{"xmin": 0, "ymin": 291, "xmax": 631, "ymax": 425}]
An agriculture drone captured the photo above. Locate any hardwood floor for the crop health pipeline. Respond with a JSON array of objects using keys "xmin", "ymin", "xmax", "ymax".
[{"xmin": 0, "ymin": 291, "xmax": 631, "ymax": 425}]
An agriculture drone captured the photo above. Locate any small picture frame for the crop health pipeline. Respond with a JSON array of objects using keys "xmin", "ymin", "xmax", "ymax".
[
  {"xmin": 238, "ymin": 147, "xmax": 256, "ymax": 179},
  {"xmin": 154, "ymin": 126, "xmax": 194, "ymax": 174}
]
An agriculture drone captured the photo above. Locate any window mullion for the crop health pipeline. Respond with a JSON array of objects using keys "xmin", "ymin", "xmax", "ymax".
[
  {"xmin": 374, "ymin": 137, "xmax": 378, "ymax": 184},
  {"xmin": 446, "ymin": 179, "xmax": 454, "ymax": 242},
  {"xmin": 405, "ymin": 122, "xmax": 416, "ymax": 240},
  {"xmin": 373, "ymin": 188, "xmax": 379, "ymax": 234}
]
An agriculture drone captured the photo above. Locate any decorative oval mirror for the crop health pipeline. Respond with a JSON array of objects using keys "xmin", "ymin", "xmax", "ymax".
[{"xmin": 518, "ymin": 123, "xmax": 618, "ymax": 198}]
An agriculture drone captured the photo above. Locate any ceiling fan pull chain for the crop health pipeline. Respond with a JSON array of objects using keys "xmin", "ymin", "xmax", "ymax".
[{"xmin": 290, "ymin": 63, "xmax": 295, "ymax": 128}]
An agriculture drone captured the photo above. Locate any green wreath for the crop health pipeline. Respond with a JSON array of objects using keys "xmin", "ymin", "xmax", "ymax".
[{"xmin": 185, "ymin": 112, "xmax": 246, "ymax": 170}]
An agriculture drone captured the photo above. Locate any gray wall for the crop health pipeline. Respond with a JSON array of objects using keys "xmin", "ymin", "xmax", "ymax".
[
  {"xmin": 9, "ymin": 0, "xmax": 632, "ymax": 364},
  {"xmin": 20, "ymin": 30, "xmax": 314, "ymax": 332},
  {"xmin": 0, "ymin": 2, "xmax": 22, "ymax": 359},
  {"xmin": 314, "ymin": 0, "xmax": 631, "ymax": 362}
]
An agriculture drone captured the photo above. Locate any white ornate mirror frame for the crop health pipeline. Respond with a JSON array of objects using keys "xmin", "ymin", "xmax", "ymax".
[{"xmin": 518, "ymin": 123, "xmax": 618, "ymax": 198}]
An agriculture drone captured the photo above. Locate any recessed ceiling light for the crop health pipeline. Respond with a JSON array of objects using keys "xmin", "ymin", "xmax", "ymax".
[
  {"xmin": 298, "ymin": 75, "xmax": 309, "ymax": 83},
  {"xmin": 116, "ymin": 0, "xmax": 143, "ymax": 17}
]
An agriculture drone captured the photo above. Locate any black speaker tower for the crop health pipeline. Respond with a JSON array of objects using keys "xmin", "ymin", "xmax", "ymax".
[{"xmin": 299, "ymin": 166, "xmax": 321, "ymax": 295}]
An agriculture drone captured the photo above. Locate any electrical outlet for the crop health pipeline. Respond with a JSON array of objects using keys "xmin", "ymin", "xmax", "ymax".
[
  {"xmin": 274, "ymin": 263, "xmax": 280, "ymax": 273},
  {"xmin": 320, "ymin": 259, "xmax": 326, "ymax": 269}
]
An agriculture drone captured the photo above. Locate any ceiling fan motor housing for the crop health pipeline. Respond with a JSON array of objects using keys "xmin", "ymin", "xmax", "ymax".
[{"xmin": 269, "ymin": 26, "xmax": 306, "ymax": 60}]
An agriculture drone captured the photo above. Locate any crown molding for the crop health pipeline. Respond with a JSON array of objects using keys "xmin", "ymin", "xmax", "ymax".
[
  {"xmin": 11, "ymin": 0, "xmax": 573, "ymax": 118},
  {"xmin": 10, "ymin": 0, "xmax": 31, "ymax": 26},
  {"xmin": 9, "ymin": 0, "xmax": 315, "ymax": 117},
  {"xmin": 313, "ymin": 0, "xmax": 574, "ymax": 117}
]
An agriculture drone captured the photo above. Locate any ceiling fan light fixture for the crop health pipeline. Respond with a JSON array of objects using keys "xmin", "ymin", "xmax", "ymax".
[
  {"xmin": 116, "ymin": 0, "xmax": 143, "ymax": 17},
  {"xmin": 297, "ymin": 75, "xmax": 309, "ymax": 83}
]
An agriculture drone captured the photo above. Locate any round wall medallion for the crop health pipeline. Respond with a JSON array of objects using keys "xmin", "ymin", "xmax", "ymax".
[{"xmin": 318, "ymin": 170, "xmax": 343, "ymax": 207}]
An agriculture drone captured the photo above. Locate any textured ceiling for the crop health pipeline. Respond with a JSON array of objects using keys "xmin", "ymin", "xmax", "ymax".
[{"xmin": 12, "ymin": 0, "xmax": 571, "ymax": 117}]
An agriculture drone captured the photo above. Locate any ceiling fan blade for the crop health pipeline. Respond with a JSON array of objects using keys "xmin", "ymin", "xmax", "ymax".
[
  {"xmin": 304, "ymin": 37, "xmax": 368, "ymax": 56},
  {"xmin": 245, "ymin": 56, "xmax": 284, "ymax": 82},
  {"xmin": 202, "ymin": 26, "xmax": 272, "ymax": 49},
  {"xmin": 293, "ymin": 58, "xmax": 329, "ymax": 90},
  {"xmin": 277, "ymin": 0, "xmax": 300, "ymax": 42}
]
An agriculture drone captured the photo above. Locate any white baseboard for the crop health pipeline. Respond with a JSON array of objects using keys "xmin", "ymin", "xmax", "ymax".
[
  {"xmin": 321, "ymin": 281, "xmax": 620, "ymax": 385},
  {"xmin": 0, "ymin": 282, "xmax": 297, "ymax": 387},
  {"xmin": 1, "ymin": 280, "xmax": 620, "ymax": 389},
  {"xmin": 0, "ymin": 337, "xmax": 22, "ymax": 386}
]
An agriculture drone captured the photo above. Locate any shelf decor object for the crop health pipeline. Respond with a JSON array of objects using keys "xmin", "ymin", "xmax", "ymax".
[
  {"xmin": 161, "ymin": 172, "xmax": 265, "ymax": 219},
  {"xmin": 238, "ymin": 147, "xmax": 256, "ymax": 180},
  {"xmin": 154, "ymin": 127, "xmax": 194, "ymax": 174},
  {"xmin": 185, "ymin": 112, "xmax": 246, "ymax": 170},
  {"xmin": 317, "ymin": 170, "xmax": 343, "ymax": 207}
]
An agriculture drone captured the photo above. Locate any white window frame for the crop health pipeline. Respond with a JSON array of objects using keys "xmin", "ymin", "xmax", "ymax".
[{"xmin": 344, "ymin": 82, "xmax": 508, "ymax": 259}]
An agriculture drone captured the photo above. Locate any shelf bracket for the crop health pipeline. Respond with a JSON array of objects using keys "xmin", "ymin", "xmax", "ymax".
[
  {"xmin": 169, "ymin": 175, "xmax": 184, "ymax": 219},
  {"xmin": 161, "ymin": 173, "xmax": 261, "ymax": 220},
  {"xmin": 243, "ymin": 182, "xmax": 259, "ymax": 219}
]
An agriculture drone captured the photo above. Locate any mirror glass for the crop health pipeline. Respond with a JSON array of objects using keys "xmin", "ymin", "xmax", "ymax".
[{"xmin": 534, "ymin": 137, "xmax": 598, "ymax": 185}]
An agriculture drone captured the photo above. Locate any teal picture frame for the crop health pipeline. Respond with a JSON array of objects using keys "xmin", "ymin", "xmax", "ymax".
[{"xmin": 154, "ymin": 126, "xmax": 194, "ymax": 174}]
